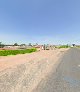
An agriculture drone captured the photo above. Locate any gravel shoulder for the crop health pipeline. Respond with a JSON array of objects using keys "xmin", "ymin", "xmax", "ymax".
[
  {"xmin": 0, "ymin": 49, "xmax": 69, "ymax": 92},
  {"xmin": 32, "ymin": 48, "xmax": 80, "ymax": 92}
]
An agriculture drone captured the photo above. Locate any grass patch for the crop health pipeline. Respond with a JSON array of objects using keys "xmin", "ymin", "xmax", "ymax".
[
  {"xmin": 0, "ymin": 48, "xmax": 37, "ymax": 56},
  {"xmin": 58, "ymin": 45, "xmax": 70, "ymax": 49}
]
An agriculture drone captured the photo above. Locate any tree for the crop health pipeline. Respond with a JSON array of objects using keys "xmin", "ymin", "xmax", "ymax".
[
  {"xmin": 72, "ymin": 44, "xmax": 75, "ymax": 47},
  {"xmin": 44, "ymin": 44, "xmax": 46, "ymax": 50},
  {"xmin": 36, "ymin": 43, "xmax": 38, "ymax": 45},
  {"xmin": 29, "ymin": 43, "xmax": 32, "ymax": 46},
  {"xmin": 0, "ymin": 42, "xmax": 2, "ymax": 48},
  {"xmin": 14, "ymin": 43, "xmax": 18, "ymax": 46},
  {"xmin": 20, "ymin": 44, "xmax": 26, "ymax": 46},
  {"xmin": 0, "ymin": 42, "xmax": 5, "ymax": 48},
  {"xmin": 0, "ymin": 42, "xmax": 1, "ymax": 44}
]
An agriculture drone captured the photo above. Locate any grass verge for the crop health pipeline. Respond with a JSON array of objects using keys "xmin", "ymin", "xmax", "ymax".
[
  {"xmin": 57, "ymin": 45, "xmax": 70, "ymax": 49},
  {"xmin": 0, "ymin": 48, "xmax": 37, "ymax": 56}
]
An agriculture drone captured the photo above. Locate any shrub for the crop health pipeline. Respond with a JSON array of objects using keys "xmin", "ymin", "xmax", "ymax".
[
  {"xmin": 58, "ymin": 45, "xmax": 70, "ymax": 48},
  {"xmin": 0, "ymin": 48, "xmax": 37, "ymax": 56}
]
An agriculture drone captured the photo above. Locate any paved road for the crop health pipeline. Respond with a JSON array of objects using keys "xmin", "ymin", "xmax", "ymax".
[{"xmin": 33, "ymin": 48, "xmax": 80, "ymax": 92}]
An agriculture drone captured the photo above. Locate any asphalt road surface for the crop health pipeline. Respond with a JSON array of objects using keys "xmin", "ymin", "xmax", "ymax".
[{"xmin": 33, "ymin": 48, "xmax": 80, "ymax": 92}]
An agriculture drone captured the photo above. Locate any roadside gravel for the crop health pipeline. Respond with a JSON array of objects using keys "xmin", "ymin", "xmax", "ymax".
[{"xmin": 0, "ymin": 49, "xmax": 68, "ymax": 92}]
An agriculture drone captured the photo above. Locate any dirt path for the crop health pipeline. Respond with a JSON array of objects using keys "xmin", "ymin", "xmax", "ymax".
[{"xmin": 0, "ymin": 49, "xmax": 68, "ymax": 92}]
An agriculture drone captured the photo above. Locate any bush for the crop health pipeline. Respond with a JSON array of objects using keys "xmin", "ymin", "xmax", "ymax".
[
  {"xmin": 0, "ymin": 48, "xmax": 37, "ymax": 56},
  {"xmin": 58, "ymin": 45, "xmax": 70, "ymax": 48}
]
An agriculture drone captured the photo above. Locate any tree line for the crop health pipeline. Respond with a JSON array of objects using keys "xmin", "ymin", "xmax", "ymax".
[{"xmin": 0, "ymin": 42, "xmax": 33, "ymax": 48}]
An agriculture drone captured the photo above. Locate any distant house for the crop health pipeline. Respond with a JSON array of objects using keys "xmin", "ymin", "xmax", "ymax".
[
  {"xmin": 34, "ymin": 45, "xmax": 44, "ymax": 51},
  {"xmin": 3, "ymin": 45, "xmax": 20, "ymax": 50}
]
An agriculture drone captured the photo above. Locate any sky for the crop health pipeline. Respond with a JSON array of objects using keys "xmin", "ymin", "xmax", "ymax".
[{"xmin": 0, "ymin": 0, "xmax": 80, "ymax": 45}]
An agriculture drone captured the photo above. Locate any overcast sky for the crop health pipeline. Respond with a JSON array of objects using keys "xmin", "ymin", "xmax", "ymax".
[{"xmin": 0, "ymin": 0, "xmax": 80, "ymax": 44}]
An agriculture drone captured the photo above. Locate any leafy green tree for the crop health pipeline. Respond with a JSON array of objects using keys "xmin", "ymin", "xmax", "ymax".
[
  {"xmin": 20, "ymin": 44, "xmax": 26, "ymax": 46},
  {"xmin": 0, "ymin": 42, "xmax": 5, "ymax": 48},
  {"xmin": 0, "ymin": 42, "xmax": 1, "ymax": 45},
  {"xmin": 72, "ymin": 44, "xmax": 75, "ymax": 47},
  {"xmin": 14, "ymin": 43, "xmax": 18, "ymax": 46},
  {"xmin": 29, "ymin": 43, "xmax": 32, "ymax": 46}
]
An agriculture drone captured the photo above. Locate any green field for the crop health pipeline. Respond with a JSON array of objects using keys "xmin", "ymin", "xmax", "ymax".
[
  {"xmin": 56, "ymin": 45, "xmax": 70, "ymax": 49},
  {"xmin": 0, "ymin": 48, "xmax": 37, "ymax": 56}
]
